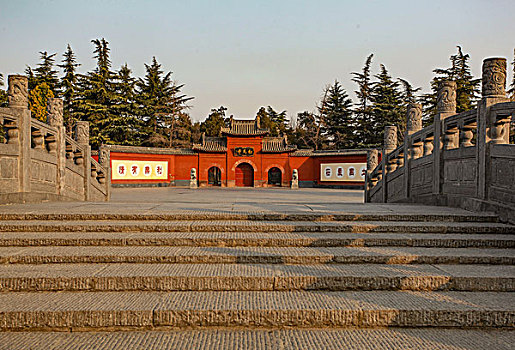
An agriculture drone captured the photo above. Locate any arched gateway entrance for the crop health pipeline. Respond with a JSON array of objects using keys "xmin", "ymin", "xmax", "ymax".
[
  {"xmin": 208, "ymin": 166, "xmax": 221, "ymax": 186},
  {"xmin": 235, "ymin": 163, "xmax": 254, "ymax": 187},
  {"xmin": 267, "ymin": 167, "xmax": 282, "ymax": 186}
]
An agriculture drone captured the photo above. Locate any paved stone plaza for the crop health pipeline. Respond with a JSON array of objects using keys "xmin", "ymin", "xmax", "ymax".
[{"xmin": 0, "ymin": 187, "xmax": 513, "ymax": 349}]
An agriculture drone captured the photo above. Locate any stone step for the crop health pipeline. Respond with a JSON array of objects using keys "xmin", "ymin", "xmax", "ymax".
[
  {"xmin": 0, "ymin": 220, "xmax": 512, "ymax": 234},
  {"xmin": 0, "ymin": 211, "xmax": 499, "ymax": 223},
  {"xmin": 1, "ymin": 329, "xmax": 514, "ymax": 350},
  {"xmin": 0, "ymin": 246, "xmax": 513, "ymax": 265},
  {"xmin": 0, "ymin": 264, "xmax": 512, "ymax": 292},
  {"xmin": 1, "ymin": 231, "xmax": 513, "ymax": 248},
  {"xmin": 0, "ymin": 291, "xmax": 513, "ymax": 330}
]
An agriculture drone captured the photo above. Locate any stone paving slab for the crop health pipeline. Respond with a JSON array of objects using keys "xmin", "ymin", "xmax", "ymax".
[
  {"xmin": 0, "ymin": 264, "xmax": 512, "ymax": 292},
  {"xmin": 0, "ymin": 329, "xmax": 514, "ymax": 350},
  {"xmin": 0, "ymin": 211, "xmax": 499, "ymax": 222},
  {"xmin": 0, "ymin": 246, "xmax": 513, "ymax": 265},
  {"xmin": 0, "ymin": 291, "xmax": 512, "ymax": 329},
  {"xmin": 1, "ymin": 231, "xmax": 513, "ymax": 248},
  {"xmin": 0, "ymin": 220, "xmax": 512, "ymax": 233}
]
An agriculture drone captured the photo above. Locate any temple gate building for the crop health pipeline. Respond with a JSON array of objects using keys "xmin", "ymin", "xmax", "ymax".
[{"xmin": 101, "ymin": 117, "xmax": 368, "ymax": 188}]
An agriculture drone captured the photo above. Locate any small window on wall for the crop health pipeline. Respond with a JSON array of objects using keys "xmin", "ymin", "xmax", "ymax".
[
  {"xmin": 208, "ymin": 166, "xmax": 221, "ymax": 186},
  {"xmin": 268, "ymin": 167, "xmax": 282, "ymax": 186}
]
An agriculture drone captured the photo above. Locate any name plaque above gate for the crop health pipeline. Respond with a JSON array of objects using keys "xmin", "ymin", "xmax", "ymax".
[{"xmin": 234, "ymin": 147, "xmax": 254, "ymax": 157}]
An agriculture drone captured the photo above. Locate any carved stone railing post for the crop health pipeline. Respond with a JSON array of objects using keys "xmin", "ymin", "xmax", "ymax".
[
  {"xmin": 47, "ymin": 98, "xmax": 66, "ymax": 197},
  {"xmin": 477, "ymin": 57, "xmax": 509, "ymax": 199},
  {"xmin": 404, "ymin": 103, "xmax": 423, "ymax": 201},
  {"xmin": 7, "ymin": 75, "xmax": 31, "ymax": 194},
  {"xmin": 365, "ymin": 149, "xmax": 378, "ymax": 202},
  {"xmin": 190, "ymin": 168, "xmax": 197, "ymax": 189},
  {"xmin": 382, "ymin": 125, "xmax": 397, "ymax": 202},
  {"xmin": 432, "ymin": 80, "xmax": 457, "ymax": 199},
  {"xmin": 98, "ymin": 145, "xmax": 111, "ymax": 200},
  {"xmin": 291, "ymin": 169, "xmax": 299, "ymax": 189},
  {"xmin": 75, "ymin": 121, "xmax": 91, "ymax": 200},
  {"xmin": 8, "ymin": 75, "xmax": 28, "ymax": 109}
]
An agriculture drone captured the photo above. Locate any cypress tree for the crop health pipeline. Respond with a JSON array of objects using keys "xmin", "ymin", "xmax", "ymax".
[
  {"xmin": 320, "ymin": 80, "xmax": 353, "ymax": 149},
  {"xmin": 137, "ymin": 57, "xmax": 193, "ymax": 147},
  {"xmin": 0, "ymin": 73, "xmax": 7, "ymax": 107},
  {"xmin": 421, "ymin": 46, "xmax": 480, "ymax": 124},
  {"xmin": 33, "ymin": 51, "xmax": 59, "ymax": 95},
  {"xmin": 369, "ymin": 64, "xmax": 404, "ymax": 146},
  {"xmin": 110, "ymin": 63, "xmax": 142, "ymax": 145},
  {"xmin": 75, "ymin": 38, "xmax": 119, "ymax": 147},
  {"xmin": 201, "ymin": 106, "xmax": 227, "ymax": 137},
  {"xmin": 351, "ymin": 54, "xmax": 374, "ymax": 148},
  {"xmin": 58, "ymin": 45, "xmax": 81, "ymax": 134}
]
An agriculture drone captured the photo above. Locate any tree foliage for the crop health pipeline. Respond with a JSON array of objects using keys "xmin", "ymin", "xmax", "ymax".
[
  {"xmin": 28, "ymin": 83, "xmax": 54, "ymax": 122},
  {"xmin": 201, "ymin": 106, "xmax": 227, "ymax": 137},
  {"xmin": 319, "ymin": 80, "xmax": 353, "ymax": 148},
  {"xmin": 421, "ymin": 46, "xmax": 480, "ymax": 124}
]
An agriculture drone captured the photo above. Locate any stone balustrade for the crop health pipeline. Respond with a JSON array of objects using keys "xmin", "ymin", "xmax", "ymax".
[
  {"xmin": 365, "ymin": 57, "xmax": 515, "ymax": 224},
  {"xmin": 0, "ymin": 75, "xmax": 110, "ymax": 203}
]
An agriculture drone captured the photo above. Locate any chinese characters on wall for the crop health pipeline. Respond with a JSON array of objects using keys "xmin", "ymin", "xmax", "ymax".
[{"xmin": 111, "ymin": 160, "xmax": 168, "ymax": 180}]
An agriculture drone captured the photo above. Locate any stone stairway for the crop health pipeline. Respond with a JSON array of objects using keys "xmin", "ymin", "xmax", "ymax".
[{"xmin": 0, "ymin": 211, "xmax": 514, "ymax": 349}]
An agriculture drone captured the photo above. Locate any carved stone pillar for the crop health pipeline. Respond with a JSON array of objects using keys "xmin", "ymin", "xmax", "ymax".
[
  {"xmin": 367, "ymin": 150, "xmax": 379, "ymax": 173},
  {"xmin": 47, "ymin": 98, "xmax": 64, "ymax": 127},
  {"xmin": 384, "ymin": 126, "xmax": 397, "ymax": 154},
  {"xmin": 482, "ymin": 58, "xmax": 507, "ymax": 98},
  {"xmin": 98, "ymin": 147, "xmax": 111, "ymax": 168},
  {"xmin": 74, "ymin": 121, "xmax": 90, "ymax": 145},
  {"xmin": 437, "ymin": 81, "xmax": 457, "ymax": 115},
  {"xmin": 190, "ymin": 168, "xmax": 197, "ymax": 189},
  {"xmin": 8, "ymin": 75, "xmax": 28, "ymax": 109},
  {"xmin": 291, "ymin": 169, "xmax": 299, "ymax": 189},
  {"xmin": 406, "ymin": 103, "xmax": 422, "ymax": 136}
]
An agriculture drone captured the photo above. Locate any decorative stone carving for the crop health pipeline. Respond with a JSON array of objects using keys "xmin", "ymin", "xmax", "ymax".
[
  {"xmin": 75, "ymin": 121, "xmax": 90, "ymax": 145},
  {"xmin": 384, "ymin": 126, "xmax": 397, "ymax": 153},
  {"xmin": 98, "ymin": 148, "xmax": 110, "ymax": 168},
  {"xmin": 190, "ymin": 168, "xmax": 197, "ymax": 189},
  {"xmin": 482, "ymin": 58, "xmax": 506, "ymax": 97},
  {"xmin": 460, "ymin": 124, "xmax": 475, "ymax": 147},
  {"xmin": 367, "ymin": 150, "xmax": 379, "ymax": 172},
  {"xmin": 437, "ymin": 81, "xmax": 456, "ymax": 114},
  {"xmin": 406, "ymin": 103, "xmax": 422, "ymax": 135},
  {"xmin": 291, "ymin": 169, "xmax": 299, "ymax": 189},
  {"xmin": 47, "ymin": 98, "xmax": 64, "ymax": 127},
  {"xmin": 8, "ymin": 75, "xmax": 28, "ymax": 109},
  {"xmin": 423, "ymin": 136, "xmax": 434, "ymax": 156}
]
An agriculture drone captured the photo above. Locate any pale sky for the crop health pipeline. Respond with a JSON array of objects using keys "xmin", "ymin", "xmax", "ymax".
[{"xmin": 0, "ymin": 0, "xmax": 514, "ymax": 122}]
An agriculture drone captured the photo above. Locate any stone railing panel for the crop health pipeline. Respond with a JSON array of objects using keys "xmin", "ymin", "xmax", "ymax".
[
  {"xmin": 489, "ymin": 144, "xmax": 515, "ymax": 206},
  {"xmin": 366, "ymin": 57, "xmax": 514, "ymax": 223},
  {"xmin": 0, "ymin": 75, "xmax": 110, "ymax": 204}
]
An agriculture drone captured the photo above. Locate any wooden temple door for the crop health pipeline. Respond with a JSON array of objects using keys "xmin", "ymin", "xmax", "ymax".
[{"xmin": 235, "ymin": 163, "xmax": 254, "ymax": 187}]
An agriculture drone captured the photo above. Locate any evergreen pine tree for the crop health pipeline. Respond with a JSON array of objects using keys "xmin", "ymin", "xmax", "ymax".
[
  {"xmin": 201, "ymin": 106, "xmax": 227, "ymax": 136},
  {"xmin": 421, "ymin": 46, "xmax": 480, "ymax": 124},
  {"xmin": 109, "ymin": 63, "xmax": 142, "ymax": 145},
  {"xmin": 369, "ymin": 64, "xmax": 404, "ymax": 146},
  {"xmin": 58, "ymin": 45, "xmax": 81, "ymax": 134},
  {"xmin": 320, "ymin": 80, "xmax": 353, "ymax": 149},
  {"xmin": 137, "ymin": 57, "xmax": 193, "ymax": 146},
  {"xmin": 0, "ymin": 73, "xmax": 7, "ymax": 107},
  {"xmin": 75, "ymin": 38, "xmax": 120, "ymax": 147},
  {"xmin": 351, "ymin": 54, "xmax": 374, "ymax": 147},
  {"xmin": 33, "ymin": 51, "xmax": 59, "ymax": 95},
  {"xmin": 256, "ymin": 106, "xmax": 288, "ymax": 137}
]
